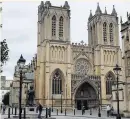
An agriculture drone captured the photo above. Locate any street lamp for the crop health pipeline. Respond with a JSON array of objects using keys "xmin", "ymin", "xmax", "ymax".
[
  {"xmin": 61, "ymin": 91, "xmax": 63, "ymax": 113},
  {"xmin": 52, "ymin": 94, "xmax": 53, "ymax": 112},
  {"xmin": 113, "ymin": 64, "xmax": 121, "ymax": 119},
  {"xmin": 98, "ymin": 82, "xmax": 101, "ymax": 117},
  {"xmin": 17, "ymin": 54, "xmax": 26, "ymax": 119}
]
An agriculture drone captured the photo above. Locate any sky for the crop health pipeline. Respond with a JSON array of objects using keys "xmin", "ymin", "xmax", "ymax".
[{"xmin": 1, "ymin": 0, "xmax": 130, "ymax": 80}]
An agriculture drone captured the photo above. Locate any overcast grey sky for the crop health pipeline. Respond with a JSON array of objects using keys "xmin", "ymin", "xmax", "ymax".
[{"xmin": 2, "ymin": 0, "xmax": 130, "ymax": 79}]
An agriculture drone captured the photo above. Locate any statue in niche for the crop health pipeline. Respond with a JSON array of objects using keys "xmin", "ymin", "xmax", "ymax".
[{"xmin": 27, "ymin": 85, "xmax": 35, "ymax": 106}]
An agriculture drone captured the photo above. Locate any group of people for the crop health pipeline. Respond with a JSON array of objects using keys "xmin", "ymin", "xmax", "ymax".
[{"xmin": 106, "ymin": 105, "xmax": 114, "ymax": 117}]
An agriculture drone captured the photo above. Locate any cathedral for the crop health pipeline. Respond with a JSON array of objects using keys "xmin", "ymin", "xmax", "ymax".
[{"xmin": 34, "ymin": 1, "xmax": 130, "ymax": 114}]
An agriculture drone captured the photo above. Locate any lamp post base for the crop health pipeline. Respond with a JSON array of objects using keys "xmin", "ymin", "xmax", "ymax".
[
  {"xmin": 98, "ymin": 112, "xmax": 101, "ymax": 117},
  {"xmin": 116, "ymin": 114, "xmax": 121, "ymax": 119}
]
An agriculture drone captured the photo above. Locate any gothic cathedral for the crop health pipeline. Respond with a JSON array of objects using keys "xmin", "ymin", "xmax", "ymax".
[{"xmin": 35, "ymin": 1, "xmax": 123, "ymax": 110}]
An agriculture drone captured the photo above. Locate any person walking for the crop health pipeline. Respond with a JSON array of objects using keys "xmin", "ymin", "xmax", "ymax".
[
  {"xmin": 106, "ymin": 105, "xmax": 110, "ymax": 117},
  {"xmin": 2, "ymin": 105, "xmax": 6, "ymax": 114},
  {"xmin": 37, "ymin": 103, "xmax": 43, "ymax": 118},
  {"xmin": 82, "ymin": 106, "xmax": 85, "ymax": 115}
]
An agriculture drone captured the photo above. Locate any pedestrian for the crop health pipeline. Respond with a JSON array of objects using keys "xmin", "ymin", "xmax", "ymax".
[
  {"xmin": 2, "ymin": 105, "xmax": 6, "ymax": 114},
  {"xmin": 36, "ymin": 103, "xmax": 43, "ymax": 118},
  {"xmin": 82, "ymin": 106, "xmax": 85, "ymax": 115},
  {"xmin": 106, "ymin": 105, "xmax": 110, "ymax": 117}
]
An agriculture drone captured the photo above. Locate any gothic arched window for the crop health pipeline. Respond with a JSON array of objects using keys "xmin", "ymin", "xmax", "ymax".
[
  {"xmin": 103, "ymin": 22, "xmax": 107, "ymax": 42},
  {"xmin": 59, "ymin": 16, "xmax": 63, "ymax": 37},
  {"xmin": 106, "ymin": 73, "xmax": 114, "ymax": 95},
  {"xmin": 52, "ymin": 70, "xmax": 62, "ymax": 94},
  {"xmin": 109, "ymin": 23, "xmax": 113, "ymax": 42},
  {"xmin": 52, "ymin": 15, "xmax": 56, "ymax": 36}
]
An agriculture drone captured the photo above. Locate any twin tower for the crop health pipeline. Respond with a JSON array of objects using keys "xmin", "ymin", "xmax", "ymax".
[{"xmin": 37, "ymin": 1, "xmax": 119, "ymax": 47}]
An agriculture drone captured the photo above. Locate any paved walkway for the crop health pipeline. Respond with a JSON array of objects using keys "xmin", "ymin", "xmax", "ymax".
[{"xmin": 0, "ymin": 108, "xmax": 128, "ymax": 119}]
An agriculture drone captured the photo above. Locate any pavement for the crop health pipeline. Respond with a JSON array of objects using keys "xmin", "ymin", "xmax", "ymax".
[{"xmin": 0, "ymin": 108, "xmax": 129, "ymax": 119}]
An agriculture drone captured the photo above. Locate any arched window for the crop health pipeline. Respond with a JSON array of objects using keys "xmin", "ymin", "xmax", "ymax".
[
  {"xmin": 52, "ymin": 15, "xmax": 56, "ymax": 36},
  {"xmin": 106, "ymin": 72, "xmax": 114, "ymax": 95},
  {"xmin": 52, "ymin": 70, "xmax": 62, "ymax": 94},
  {"xmin": 59, "ymin": 16, "xmax": 63, "ymax": 37},
  {"xmin": 109, "ymin": 23, "xmax": 113, "ymax": 42},
  {"xmin": 103, "ymin": 22, "xmax": 107, "ymax": 42}
]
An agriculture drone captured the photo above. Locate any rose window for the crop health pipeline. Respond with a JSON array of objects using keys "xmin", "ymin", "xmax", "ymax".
[{"xmin": 75, "ymin": 59, "xmax": 90, "ymax": 75}]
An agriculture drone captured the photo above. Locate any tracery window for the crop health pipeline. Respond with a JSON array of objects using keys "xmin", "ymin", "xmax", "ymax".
[
  {"xmin": 52, "ymin": 15, "xmax": 56, "ymax": 36},
  {"xmin": 109, "ymin": 23, "xmax": 113, "ymax": 42},
  {"xmin": 52, "ymin": 70, "xmax": 62, "ymax": 94},
  {"xmin": 59, "ymin": 16, "xmax": 63, "ymax": 37},
  {"xmin": 75, "ymin": 59, "xmax": 90, "ymax": 75},
  {"xmin": 103, "ymin": 22, "xmax": 107, "ymax": 42},
  {"xmin": 106, "ymin": 73, "xmax": 114, "ymax": 95}
]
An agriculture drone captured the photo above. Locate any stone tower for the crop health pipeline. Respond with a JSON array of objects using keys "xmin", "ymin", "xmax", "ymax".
[
  {"xmin": 88, "ymin": 3, "xmax": 119, "ymax": 47},
  {"xmin": 121, "ymin": 12, "xmax": 130, "ymax": 113},
  {"xmin": 87, "ymin": 3, "xmax": 122, "ymax": 105},
  {"xmin": 36, "ymin": 1, "xmax": 72, "ymax": 106}
]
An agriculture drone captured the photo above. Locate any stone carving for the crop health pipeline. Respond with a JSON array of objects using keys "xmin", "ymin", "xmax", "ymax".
[{"xmin": 75, "ymin": 59, "xmax": 90, "ymax": 75}]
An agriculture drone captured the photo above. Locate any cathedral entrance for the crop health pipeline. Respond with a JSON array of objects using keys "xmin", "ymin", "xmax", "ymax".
[{"xmin": 75, "ymin": 82, "xmax": 98, "ymax": 110}]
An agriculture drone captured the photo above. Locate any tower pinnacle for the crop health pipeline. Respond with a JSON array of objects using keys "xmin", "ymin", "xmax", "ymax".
[
  {"xmin": 88, "ymin": 10, "xmax": 93, "ymax": 20},
  {"xmin": 111, "ymin": 5, "xmax": 117, "ymax": 16},
  {"xmin": 95, "ymin": 2, "xmax": 102, "ymax": 15},
  {"xmin": 104, "ymin": 7, "xmax": 107, "ymax": 14}
]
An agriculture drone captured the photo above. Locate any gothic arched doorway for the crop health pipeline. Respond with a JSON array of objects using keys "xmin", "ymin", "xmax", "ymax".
[{"xmin": 75, "ymin": 82, "xmax": 98, "ymax": 110}]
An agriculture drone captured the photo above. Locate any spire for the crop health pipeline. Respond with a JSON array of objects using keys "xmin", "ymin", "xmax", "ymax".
[
  {"xmin": 41, "ymin": 1, "xmax": 44, "ymax": 6},
  {"xmin": 63, "ymin": 1, "xmax": 70, "ymax": 10},
  {"xmin": 111, "ymin": 5, "xmax": 117, "ymax": 16},
  {"xmin": 95, "ymin": 2, "xmax": 102, "ymax": 15},
  {"xmin": 88, "ymin": 10, "xmax": 93, "ymax": 20},
  {"xmin": 120, "ymin": 16, "xmax": 122, "ymax": 24},
  {"xmin": 45, "ymin": 1, "xmax": 51, "ymax": 8},
  {"xmin": 127, "ymin": 12, "xmax": 129, "ymax": 17},
  {"xmin": 104, "ymin": 7, "xmax": 107, "ymax": 14}
]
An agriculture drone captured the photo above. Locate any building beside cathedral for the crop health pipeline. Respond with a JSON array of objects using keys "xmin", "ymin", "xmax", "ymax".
[
  {"xmin": 34, "ymin": 1, "xmax": 130, "ymax": 116},
  {"xmin": 120, "ymin": 13, "xmax": 130, "ymax": 116},
  {"xmin": 10, "ymin": 57, "xmax": 34, "ymax": 106}
]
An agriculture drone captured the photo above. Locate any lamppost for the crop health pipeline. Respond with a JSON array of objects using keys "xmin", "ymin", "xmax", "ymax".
[
  {"xmin": 52, "ymin": 94, "xmax": 53, "ymax": 112},
  {"xmin": 98, "ymin": 82, "xmax": 101, "ymax": 117},
  {"xmin": 17, "ymin": 55, "xmax": 26, "ymax": 119},
  {"xmin": 113, "ymin": 64, "xmax": 121, "ymax": 119},
  {"xmin": 61, "ymin": 91, "xmax": 63, "ymax": 113}
]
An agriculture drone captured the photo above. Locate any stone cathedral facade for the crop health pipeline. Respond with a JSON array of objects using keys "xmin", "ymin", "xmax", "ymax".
[{"xmin": 34, "ymin": 1, "xmax": 127, "ymax": 111}]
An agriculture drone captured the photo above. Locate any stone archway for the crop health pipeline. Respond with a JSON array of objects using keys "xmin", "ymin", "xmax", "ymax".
[{"xmin": 74, "ymin": 82, "xmax": 98, "ymax": 110}]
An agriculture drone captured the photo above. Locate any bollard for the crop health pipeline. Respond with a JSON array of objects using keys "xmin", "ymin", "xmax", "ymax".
[
  {"xmin": 12, "ymin": 107, "xmax": 13, "ymax": 114},
  {"xmin": 65, "ymin": 109, "xmax": 66, "ymax": 116},
  {"xmin": 8, "ymin": 108, "xmax": 10, "ymax": 118},
  {"xmin": 74, "ymin": 109, "xmax": 75, "ymax": 115},
  {"xmin": 46, "ymin": 108, "xmax": 48, "ymax": 118},
  {"xmin": 90, "ymin": 108, "xmax": 92, "ymax": 115},
  {"xmin": 82, "ymin": 109, "xmax": 83, "ymax": 115},
  {"xmin": 15, "ymin": 107, "xmax": 17, "ymax": 115},
  {"xmin": 57, "ymin": 109, "xmax": 58, "ymax": 115},
  {"xmin": 23, "ymin": 108, "xmax": 26, "ymax": 119}
]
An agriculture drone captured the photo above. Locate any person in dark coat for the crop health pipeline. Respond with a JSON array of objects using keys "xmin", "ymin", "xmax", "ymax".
[
  {"xmin": 37, "ymin": 103, "xmax": 43, "ymax": 118},
  {"xmin": 82, "ymin": 106, "xmax": 85, "ymax": 115}
]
